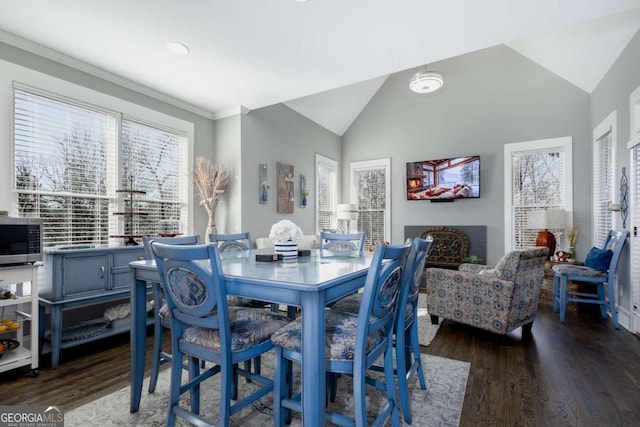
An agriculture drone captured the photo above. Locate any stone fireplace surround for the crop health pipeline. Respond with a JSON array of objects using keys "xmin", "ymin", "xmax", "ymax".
[{"xmin": 404, "ymin": 225, "xmax": 487, "ymax": 268}]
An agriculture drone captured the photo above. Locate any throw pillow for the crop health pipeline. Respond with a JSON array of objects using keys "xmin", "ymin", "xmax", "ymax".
[{"xmin": 584, "ymin": 247, "xmax": 613, "ymax": 272}]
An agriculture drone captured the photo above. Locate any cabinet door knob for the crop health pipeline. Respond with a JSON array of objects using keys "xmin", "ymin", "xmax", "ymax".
[{"xmin": 100, "ymin": 266, "xmax": 105, "ymax": 278}]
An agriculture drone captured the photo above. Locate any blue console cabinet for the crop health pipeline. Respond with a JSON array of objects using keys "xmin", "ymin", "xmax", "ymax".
[{"xmin": 39, "ymin": 245, "xmax": 147, "ymax": 369}]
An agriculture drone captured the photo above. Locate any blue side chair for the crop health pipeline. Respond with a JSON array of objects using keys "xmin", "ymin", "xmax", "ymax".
[
  {"xmin": 142, "ymin": 234, "xmax": 201, "ymax": 393},
  {"xmin": 150, "ymin": 242, "xmax": 291, "ymax": 426},
  {"xmin": 271, "ymin": 242, "xmax": 410, "ymax": 427},
  {"xmin": 330, "ymin": 236, "xmax": 433, "ymax": 423},
  {"xmin": 552, "ymin": 230, "xmax": 629, "ymax": 329},
  {"xmin": 320, "ymin": 230, "xmax": 365, "ymax": 253}
]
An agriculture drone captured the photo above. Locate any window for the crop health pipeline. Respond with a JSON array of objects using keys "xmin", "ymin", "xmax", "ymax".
[
  {"xmin": 593, "ymin": 111, "xmax": 617, "ymax": 246},
  {"xmin": 13, "ymin": 84, "xmax": 188, "ymax": 247},
  {"xmin": 315, "ymin": 154, "xmax": 337, "ymax": 234},
  {"xmin": 350, "ymin": 158, "xmax": 391, "ymax": 247},
  {"xmin": 504, "ymin": 137, "xmax": 573, "ymax": 251}
]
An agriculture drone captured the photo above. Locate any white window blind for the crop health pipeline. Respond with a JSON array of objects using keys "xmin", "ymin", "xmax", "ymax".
[
  {"xmin": 14, "ymin": 86, "xmax": 118, "ymax": 247},
  {"xmin": 350, "ymin": 159, "xmax": 391, "ymax": 246},
  {"xmin": 315, "ymin": 154, "xmax": 337, "ymax": 234},
  {"xmin": 121, "ymin": 118, "xmax": 188, "ymax": 238},
  {"xmin": 593, "ymin": 129, "xmax": 613, "ymax": 246},
  {"xmin": 13, "ymin": 85, "xmax": 188, "ymax": 247},
  {"xmin": 510, "ymin": 148, "xmax": 566, "ymax": 250}
]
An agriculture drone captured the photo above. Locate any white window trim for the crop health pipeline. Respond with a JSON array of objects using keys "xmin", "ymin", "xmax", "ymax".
[
  {"xmin": 504, "ymin": 137, "xmax": 573, "ymax": 252},
  {"xmin": 349, "ymin": 158, "xmax": 391, "ymax": 243},
  {"xmin": 593, "ymin": 111, "xmax": 618, "ymax": 234}
]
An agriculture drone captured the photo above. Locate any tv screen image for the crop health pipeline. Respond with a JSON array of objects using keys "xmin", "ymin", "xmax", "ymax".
[{"xmin": 406, "ymin": 156, "xmax": 480, "ymax": 201}]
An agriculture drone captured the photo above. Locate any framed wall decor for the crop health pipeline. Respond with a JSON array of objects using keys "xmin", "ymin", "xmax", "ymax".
[{"xmin": 277, "ymin": 162, "xmax": 294, "ymax": 213}]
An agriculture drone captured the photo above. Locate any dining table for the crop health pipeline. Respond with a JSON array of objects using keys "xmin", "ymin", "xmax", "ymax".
[{"xmin": 128, "ymin": 248, "xmax": 372, "ymax": 426}]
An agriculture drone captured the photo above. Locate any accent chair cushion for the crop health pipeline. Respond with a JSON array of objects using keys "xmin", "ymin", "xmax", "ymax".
[{"xmin": 584, "ymin": 247, "xmax": 613, "ymax": 272}]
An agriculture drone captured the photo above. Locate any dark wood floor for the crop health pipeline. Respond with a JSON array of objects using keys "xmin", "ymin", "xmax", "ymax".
[{"xmin": 1, "ymin": 303, "xmax": 639, "ymax": 426}]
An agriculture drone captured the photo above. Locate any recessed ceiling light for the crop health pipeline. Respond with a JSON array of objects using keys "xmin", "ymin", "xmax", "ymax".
[
  {"xmin": 292, "ymin": 0, "xmax": 309, "ymax": 2},
  {"xmin": 409, "ymin": 70, "xmax": 444, "ymax": 94},
  {"xmin": 165, "ymin": 41, "xmax": 190, "ymax": 56}
]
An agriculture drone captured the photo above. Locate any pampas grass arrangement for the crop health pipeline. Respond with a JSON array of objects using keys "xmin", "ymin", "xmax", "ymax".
[{"xmin": 190, "ymin": 156, "xmax": 229, "ymax": 238}]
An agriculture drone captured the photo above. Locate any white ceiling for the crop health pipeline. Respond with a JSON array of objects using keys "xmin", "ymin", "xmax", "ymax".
[{"xmin": 1, "ymin": 1, "xmax": 640, "ymax": 136}]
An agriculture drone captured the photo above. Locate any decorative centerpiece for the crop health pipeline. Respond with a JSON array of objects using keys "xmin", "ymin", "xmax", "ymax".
[
  {"xmin": 269, "ymin": 219, "xmax": 303, "ymax": 261},
  {"xmin": 190, "ymin": 157, "xmax": 229, "ymax": 241}
]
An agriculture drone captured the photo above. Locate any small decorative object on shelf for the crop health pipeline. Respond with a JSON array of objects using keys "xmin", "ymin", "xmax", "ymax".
[
  {"xmin": 111, "ymin": 175, "xmax": 148, "ymax": 246},
  {"xmin": 190, "ymin": 157, "xmax": 229, "ymax": 240},
  {"xmin": 567, "ymin": 226, "xmax": 579, "ymax": 260},
  {"xmin": 0, "ymin": 339, "xmax": 20, "ymax": 359},
  {"xmin": 158, "ymin": 219, "xmax": 182, "ymax": 237}
]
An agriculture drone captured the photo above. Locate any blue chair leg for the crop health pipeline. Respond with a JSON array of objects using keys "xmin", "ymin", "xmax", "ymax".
[
  {"xmin": 149, "ymin": 312, "xmax": 164, "ymax": 393},
  {"xmin": 188, "ymin": 356, "xmax": 200, "ymax": 415},
  {"xmin": 605, "ymin": 281, "xmax": 620, "ymax": 329},
  {"xmin": 166, "ymin": 348, "xmax": 183, "ymax": 427},
  {"xmin": 219, "ymin": 361, "xmax": 232, "ymax": 426},
  {"xmin": 552, "ymin": 274, "xmax": 560, "ymax": 312},
  {"xmin": 559, "ymin": 275, "xmax": 568, "ymax": 323},
  {"xmin": 273, "ymin": 346, "xmax": 286, "ymax": 427},
  {"xmin": 597, "ymin": 283, "xmax": 608, "ymax": 319},
  {"xmin": 410, "ymin": 322, "xmax": 426, "ymax": 389}
]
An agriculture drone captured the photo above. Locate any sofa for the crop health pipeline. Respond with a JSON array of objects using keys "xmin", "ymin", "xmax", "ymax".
[{"xmin": 425, "ymin": 247, "xmax": 548, "ymax": 337}]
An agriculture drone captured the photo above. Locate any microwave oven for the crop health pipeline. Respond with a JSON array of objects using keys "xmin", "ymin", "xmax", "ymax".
[{"xmin": 0, "ymin": 217, "xmax": 43, "ymax": 265}]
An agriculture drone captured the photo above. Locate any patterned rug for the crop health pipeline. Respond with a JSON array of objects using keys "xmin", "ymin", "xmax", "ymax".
[
  {"xmin": 67, "ymin": 350, "xmax": 468, "ymax": 427},
  {"xmin": 418, "ymin": 293, "xmax": 441, "ymax": 346}
]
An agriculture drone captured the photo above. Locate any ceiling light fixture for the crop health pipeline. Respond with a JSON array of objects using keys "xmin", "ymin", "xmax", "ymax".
[
  {"xmin": 165, "ymin": 41, "xmax": 190, "ymax": 56},
  {"xmin": 409, "ymin": 68, "xmax": 444, "ymax": 94}
]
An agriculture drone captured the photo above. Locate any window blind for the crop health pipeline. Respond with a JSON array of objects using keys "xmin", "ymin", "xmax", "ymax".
[
  {"xmin": 593, "ymin": 130, "xmax": 613, "ymax": 247},
  {"xmin": 353, "ymin": 165, "xmax": 387, "ymax": 247},
  {"xmin": 121, "ymin": 118, "xmax": 188, "ymax": 238},
  {"xmin": 316, "ymin": 158, "xmax": 337, "ymax": 234},
  {"xmin": 511, "ymin": 149, "xmax": 565, "ymax": 250},
  {"xmin": 14, "ymin": 86, "xmax": 117, "ymax": 247}
]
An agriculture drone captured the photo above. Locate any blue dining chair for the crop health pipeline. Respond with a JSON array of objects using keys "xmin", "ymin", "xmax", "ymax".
[
  {"xmin": 552, "ymin": 230, "xmax": 629, "ymax": 329},
  {"xmin": 142, "ymin": 234, "xmax": 201, "ymax": 393},
  {"xmin": 330, "ymin": 236, "xmax": 433, "ymax": 423},
  {"xmin": 320, "ymin": 230, "xmax": 365, "ymax": 253},
  {"xmin": 209, "ymin": 231, "xmax": 252, "ymax": 252},
  {"xmin": 271, "ymin": 242, "xmax": 410, "ymax": 427},
  {"xmin": 150, "ymin": 242, "xmax": 291, "ymax": 426}
]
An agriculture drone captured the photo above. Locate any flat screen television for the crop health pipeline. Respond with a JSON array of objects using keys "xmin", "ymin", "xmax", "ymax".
[{"xmin": 406, "ymin": 155, "xmax": 480, "ymax": 201}]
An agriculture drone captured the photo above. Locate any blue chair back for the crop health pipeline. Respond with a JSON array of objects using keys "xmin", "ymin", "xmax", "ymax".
[
  {"xmin": 142, "ymin": 235, "xmax": 201, "ymax": 260},
  {"xmin": 320, "ymin": 230, "xmax": 365, "ymax": 253},
  {"xmin": 356, "ymin": 243, "xmax": 409, "ymax": 361},
  {"xmin": 398, "ymin": 236, "xmax": 433, "ymax": 326},
  {"xmin": 151, "ymin": 242, "xmax": 229, "ymax": 339},
  {"xmin": 210, "ymin": 232, "xmax": 252, "ymax": 252},
  {"xmin": 602, "ymin": 229, "xmax": 629, "ymax": 282}
]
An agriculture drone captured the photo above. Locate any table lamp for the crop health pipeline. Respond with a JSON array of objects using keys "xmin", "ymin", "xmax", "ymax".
[
  {"xmin": 526, "ymin": 209, "xmax": 566, "ymax": 258},
  {"xmin": 336, "ymin": 203, "xmax": 359, "ymax": 233}
]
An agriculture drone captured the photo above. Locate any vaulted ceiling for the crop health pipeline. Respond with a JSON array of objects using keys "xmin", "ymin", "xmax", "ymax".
[{"xmin": 1, "ymin": 1, "xmax": 639, "ymax": 136}]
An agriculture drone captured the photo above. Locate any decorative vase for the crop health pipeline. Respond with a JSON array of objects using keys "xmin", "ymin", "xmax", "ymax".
[
  {"xmin": 569, "ymin": 246, "xmax": 576, "ymax": 260},
  {"xmin": 274, "ymin": 241, "xmax": 298, "ymax": 261},
  {"xmin": 261, "ymin": 189, "xmax": 268, "ymax": 203},
  {"xmin": 301, "ymin": 195, "xmax": 307, "ymax": 207}
]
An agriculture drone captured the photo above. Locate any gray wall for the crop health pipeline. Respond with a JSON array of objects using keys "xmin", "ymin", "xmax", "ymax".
[
  {"xmin": 591, "ymin": 28, "xmax": 640, "ymax": 320},
  {"xmin": 342, "ymin": 45, "xmax": 591, "ymax": 265},
  {"xmin": 239, "ymin": 104, "xmax": 342, "ymax": 240}
]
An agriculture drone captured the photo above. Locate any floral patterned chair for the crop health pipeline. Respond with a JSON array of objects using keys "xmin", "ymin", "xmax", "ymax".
[{"xmin": 425, "ymin": 247, "xmax": 548, "ymax": 337}]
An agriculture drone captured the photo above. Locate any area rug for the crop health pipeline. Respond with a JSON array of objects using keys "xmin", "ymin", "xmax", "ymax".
[
  {"xmin": 67, "ymin": 352, "xmax": 469, "ymax": 426},
  {"xmin": 418, "ymin": 293, "xmax": 441, "ymax": 346}
]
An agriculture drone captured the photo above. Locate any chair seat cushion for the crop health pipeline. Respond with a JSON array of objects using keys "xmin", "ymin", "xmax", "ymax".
[
  {"xmin": 552, "ymin": 264, "xmax": 606, "ymax": 278},
  {"xmin": 182, "ymin": 307, "xmax": 290, "ymax": 352},
  {"xmin": 584, "ymin": 247, "xmax": 613, "ymax": 272},
  {"xmin": 271, "ymin": 309, "xmax": 384, "ymax": 361},
  {"xmin": 332, "ymin": 293, "xmax": 414, "ymax": 322}
]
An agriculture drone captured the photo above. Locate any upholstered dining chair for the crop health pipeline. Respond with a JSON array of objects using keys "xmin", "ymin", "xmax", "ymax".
[
  {"xmin": 552, "ymin": 229, "xmax": 629, "ymax": 329},
  {"xmin": 330, "ymin": 236, "xmax": 432, "ymax": 423},
  {"xmin": 142, "ymin": 234, "xmax": 201, "ymax": 393},
  {"xmin": 271, "ymin": 242, "xmax": 410, "ymax": 427},
  {"xmin": 150, "ymin": 242, "xmax": 291, "ymax": 426},
  {"xmin": 320, "ymin": 230, "xmax": 365, "ymax": 253}
]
